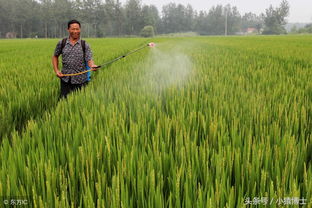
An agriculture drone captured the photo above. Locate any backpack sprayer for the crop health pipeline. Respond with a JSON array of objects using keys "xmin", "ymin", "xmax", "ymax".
[{"xmin": 62, "ymin": 42, "xmax": 156, "ymax": 77}]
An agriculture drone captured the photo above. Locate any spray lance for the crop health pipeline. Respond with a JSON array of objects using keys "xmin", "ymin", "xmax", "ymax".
[{"xmin": 62, "ymin": 42, "xmax": 156, "ymax": 77}]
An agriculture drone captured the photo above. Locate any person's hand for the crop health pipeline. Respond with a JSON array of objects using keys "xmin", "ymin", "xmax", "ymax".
[
  {"xmin": 90, "ymin": 64, "xmax": 99, "ymax": 71},
  {"xmin": 56, "ymin": 71, "xmax": 64, "ymax": 78}
]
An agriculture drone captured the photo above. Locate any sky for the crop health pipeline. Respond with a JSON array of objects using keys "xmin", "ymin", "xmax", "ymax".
[{"xmin": 120, "ymin": 0, "xmax": 311, "ymax": 23}]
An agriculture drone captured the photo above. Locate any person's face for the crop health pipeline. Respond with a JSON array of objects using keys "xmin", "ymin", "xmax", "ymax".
[{"xmin": 68, "ymin": 23, "xmax": 80, "ymax": 39}]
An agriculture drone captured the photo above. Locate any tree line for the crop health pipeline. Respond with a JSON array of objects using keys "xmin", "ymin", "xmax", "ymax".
[
  {"xmin": 0, "ymin": 0, "xmax": 291, "ymax": 38},
  {"xmin": 290, "ymin": 24, "xmax": 312, "ymax": 34}
]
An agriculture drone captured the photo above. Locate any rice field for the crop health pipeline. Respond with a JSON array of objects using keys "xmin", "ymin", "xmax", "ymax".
[{"xmin": 0, "ymin": 36, "xmax": 311, "ymax": 207}]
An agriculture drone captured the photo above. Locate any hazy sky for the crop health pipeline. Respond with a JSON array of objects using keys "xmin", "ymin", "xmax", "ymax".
[{"xmin": 120, "ymin": 0, "xmax": 311, "ymax": 23}]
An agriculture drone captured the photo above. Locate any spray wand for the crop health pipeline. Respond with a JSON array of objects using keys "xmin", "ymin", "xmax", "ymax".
[{"xmin": 62, "ymin": 42, "xmax": 156, "ymax": 77}]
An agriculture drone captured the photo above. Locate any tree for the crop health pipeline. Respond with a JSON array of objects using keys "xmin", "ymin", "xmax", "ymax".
[
  {"xmin": 141, "ymin": 5, "xmax": 160, "ymax": 34},
  {"xmin": 304, "ymin": 24, "xmax": 312, "ymax": 33},
  {"xmin": 100, "ymin": 0, "xmax": 125, "ymax": 36},
  {"xmin": 114, "ymin": 0, "xmax": 125, "ymax": 36},
  {"xmin": 124, "ymin": 0, "xmax": 143, "ymax": 35},
  {"xmin": 40, "ymin": 0, "xmax": 53, "ymax": 38},
  {"xmin": 161, "ymin": 3, "xmax": 178, "ymax": 33},
  {"xmin": 224, "ymin": 5, "xmax": 241, "ymax": 35},
  {"xmin": 50, "ymin": 0, "xmax": 75, "ymax": 38},
  {"xmin": 161, "ymin": 3, "xmax": 195, "ymax": 34},
  {"xmin": 194, "ymin": 11, "xmax": 209, "ymax": 35},
  {"xmin": 140, "ymin": 25, "xmax": 154, "ymax": 37},
  {"xmin": 206, "ymin": 5, "xmax": 226, "ymax": 35},
  {"xmin": 241, "ymin": 12, "xmax": 264, "ymax": 34},
  {"xmin": 297, "ymin": 23, "xmax": 312, "ymax": 34},
  {"xmin": 184, "ymin": 4, "xmax": 195, "ymax": 32},
  {"xmin": 262, "ymin": 0, "xmax": 290, "ymax": 35},
  {"xmin": 0, "ymin": 0, "xmax": 12, "ymax": 37}
]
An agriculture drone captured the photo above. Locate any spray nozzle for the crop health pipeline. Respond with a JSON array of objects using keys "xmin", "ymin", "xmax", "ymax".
[{"xmin": 148, "ymin": 42, "xmax": 156, "ymax": 48}]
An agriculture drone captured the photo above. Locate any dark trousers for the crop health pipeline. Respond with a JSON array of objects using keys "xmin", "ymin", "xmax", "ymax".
[{"xmin": 60, "ymin": 79, "xmax": 88, "ymax": 99}]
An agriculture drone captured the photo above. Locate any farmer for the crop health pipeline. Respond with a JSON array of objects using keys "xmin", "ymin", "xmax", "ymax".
[{"xmin": 52, "ymin": 19, "xmax": 97, "ymax": 99}]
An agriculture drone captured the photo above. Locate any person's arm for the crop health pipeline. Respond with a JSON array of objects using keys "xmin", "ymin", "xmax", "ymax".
[
  {"xmin": 85, "ymin": 43, "xmax": 98, "ymax": 70},
  {"xmin": 52, "ymin": 41, "xmax": 64, "ymax": 78},
  {"xmin": 52, "ymin": 55, "xmax": 64, "ymax": 77}
]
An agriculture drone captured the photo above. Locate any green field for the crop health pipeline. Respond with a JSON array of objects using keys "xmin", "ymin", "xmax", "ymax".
[{"xmin": 0, "ymin": 36, "xmax": 311, "ymax": 207}]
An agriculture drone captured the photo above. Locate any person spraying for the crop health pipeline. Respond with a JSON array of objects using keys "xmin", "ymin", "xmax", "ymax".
[
  {"xmin": 52, "ymin": 20, "xmax": 155, "ymax": 99},
  {"xmin": 52, "ymin": 19, "xmax": 98, "ymax": 99}
]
